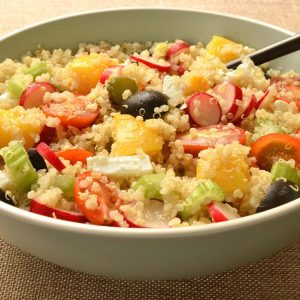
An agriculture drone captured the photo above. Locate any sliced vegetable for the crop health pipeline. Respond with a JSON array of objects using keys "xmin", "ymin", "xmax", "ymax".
[
  {"xmin": 100, "ymin": 65, "xmax": 123, "ymax": 84},
  {"xmin": 7, "ymin": 74, "xmax": 33, "ymax": 99},
  {"xmin": 271, "ymin": 160, "xmax": 300, "ymax": 187},
  {"xmin": 87, "ymin": 155, "xmax": 153, "ymax": 177},
  {"xmin": 57, "ymin": 149, "xmax": 92, "ymax": 165},
  {"xmin": 36, "ymin": 142, "xmax": 65, "ymax": 172},
  {"xmin": 111, "ymin": 114, "xmax": 163, "ymax": 156},
  {"xmin": 19, "ymin": 82, "xmax": 56, "ymax": 109},
  {"xmin": 180, "ymin": 179, "xmax": 225, "ymax": 221},
  {"xmin": 30, "ymin": 199, "xmax": 87, "ymax": 223},
  {"xmin": 42, "ymin": 94, "xmax": 99, "ymax": 129},
  {"xmin": 54, "ymin": 174, "xmax": 75, "ymax": 199},
  {"xmin": 166, "ymin": 41, "xmax": 190, "ymax": 60},
  {"xmin": 178, "ymin": 124, "xmax": 246, "ymax": 156},
  {"xmin": 19, "ymin": 82, "xmax": 56, "ymax": 108},
  {"xmin": 208, "ymin": 201, "xmax": 240, "ymax": 222},
  {"xmin": 107, "ymin": 76, "xmax": 138, "ymax": 105},
  {"xmin": 0, "ymin": 188, "xmax": 15, "ymax": 206},
  {"xmin": 1, "ymin": 142, "xmax": 38, "ymax": 192},
  {"xmin": 185, "ymin": 92, "xmax": 222, "ymax": 127},
  {"xmin": 119, "ymin": 199, "xmax": 169, "ymax": 228},
  {"xmin": 213, "ymin": 81, "xmax": 242, "ymax": 117},
  {"xmin": 130, "ymin": 55, "xmax": 171, "ymax": 72},
  {"xmin": 74, "ymin": 171, "xmax": 121, "ymax": 225},
  {"xmin": 232, "ymin": 94, "xmax": 257, "ymax": 124},
  {"xmin": 256, "ymin": 179, "xmax": 300, "ymax": 213},
  {"xmin": 121, "ymin": 90, "xmax": 169, "ymax": 119},
  {"xmin": 252, "ymin": 119, "xmax": 287, "ymax": 141},
  {"xmin": 133, "ymin": 174, "xmax": 166, "ymax": 200},
  {"xmin": 27, "ymin": 148, "xmax": 48, "ymax": 171},
  {"xmin": 250, "ymin": 133, "xmax": 300, "ymax": 171},
  {"xmin": 24, "ymin": 62, "xmax": 48, "ymax": 79}
]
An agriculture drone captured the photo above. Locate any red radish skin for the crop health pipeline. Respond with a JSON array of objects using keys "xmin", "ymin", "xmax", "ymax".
[
  {"xmin": 213, "ymin": 82, "xmax": 242, "ymax": 118},
  {"xmin": 208, "ymin": 201, "xmax": 241, "ymax": 223},
  {"xmin": 232, "ymin": 94, "xmax": 257, "ymax": 124},
  {"xmin": 186, "ymin": 92, "xmax": 222, "ymax": 127},
  {"xmin": 38, "ymin": 125, "xmax": 56, "ymax": 145},
  {"xmin": 36, "ymin": 142, "xmax": 66, "ymax": 172},
  {"xmin": 19, "ymin": 82, "xmax": 56, "ymax": 109},
  {"xmin": 166, "ymin": 41, "xmax": 190, "ymax": 60},
  {"xmin": 30, "ymin": 199, "xmax": 88, "ymax": 223},
  {"xmin": 256, "ymin": 88, "xmax": 272, "ymax": 109},
  {"xmin": 130, "ymin": 55, "xmax": 171, "ymax": 73},
  {"xmin": 100, "ymin": 65, "xmax": 123, "ymax": 84},
  {"xmin": 119, "ymin": 200, "xmax": 169, "ymax": 228}
]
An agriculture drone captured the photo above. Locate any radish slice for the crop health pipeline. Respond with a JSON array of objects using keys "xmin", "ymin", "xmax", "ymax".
[
  {"xmin": 36, "ymin": 142, "xmax": 65, "ymax": 172},
  {"xmin": 19, "ymin": 82, "xmax": 56, "ymax": 109},
  {"xmin": 213, "ymin": 82, "xmax": 242, "ymax": 118},
  {"xmin": 130, "ymin": 55, "xmax": 171, "ymax": 72},
  {"xmin": 30, "ymin": 199, "xmax": 87, "ymax": 223},
  {"xmin": 166, "ymin": 41, "xmax": 190, "ymax": 60},
  {"xmin": 119, "ymin": 199, "xmax": 169, "ymax": 228},
  {"xmin": 186, "ymin": 92, "xmax": 222, "ymax": 127},
  {"xmin": 110, "ymin": 210, "xmax": 129, "ymax": 228},
  {"xmin": 38, "ymin": 125, "xmax": 56, "ymax": 145},
  {"xmin": 256, "ymin": 89, "xmax": 270, "ymax": 109},
  {"xmin": 208, "ymin": 201, "xmax": 240, "ymax": 223},
  {"xmin": 232, "ymin": 94, "xmax": 257, "ymax": 124},
  {"xmin": 100, "ymin": 65, "xmax": 123, "ymax": 84}
]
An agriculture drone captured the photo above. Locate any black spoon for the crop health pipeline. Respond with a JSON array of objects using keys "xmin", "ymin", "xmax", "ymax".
[{"xmin": 226, "ymin": 33, "xmax": 300, "ymax": 69}]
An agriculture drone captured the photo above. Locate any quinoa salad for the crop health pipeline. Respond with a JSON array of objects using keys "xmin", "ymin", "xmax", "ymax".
[{"xmin": 0, "ymin": 36, "xmax": 300, "ymax": 228}]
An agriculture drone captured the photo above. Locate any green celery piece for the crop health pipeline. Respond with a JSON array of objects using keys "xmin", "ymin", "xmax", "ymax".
[
  {"xmin": 180, "ymin": 179, "xmax": 225, "ymax": 221},
  {"xmin": 133, "ymin": 174, "xmax": 166, "ymax": 200},
  {"xmin": 253, "ymin": 119, "xmax": 287, "ymax": 141},
  {"xmin": 54, "ymin": 175, "xmax": 75, "ymax": 199},
  {"xmin": 24, "ymin": 62, "xmax": 48, "ymax": 79},
  {"xmin": 271, "ymin": 161, "xmax": 300, "ymax": 187},
  {"xmin": 1, "ymin": 142, "xmax": 38, "ymax": 193},
  {"xmin": 6, "ymin": 74, "xmax": 33, "ymax": 99}
]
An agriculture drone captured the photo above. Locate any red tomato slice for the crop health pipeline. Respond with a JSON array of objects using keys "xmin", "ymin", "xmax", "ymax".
[
  {"xmin": 74, "ymin": 171, "xmax": 121, "ymax": 225},
  {"xmin": 177, "ymin": 124, "xmax": 246, "ymax": 156},
  {"xmin": 251, "ymin": 133, "xmax": 300, "ymax": 171},
  {"xmin": 42, "ymin": 95, "xmax": 99, "ymax": 129}
]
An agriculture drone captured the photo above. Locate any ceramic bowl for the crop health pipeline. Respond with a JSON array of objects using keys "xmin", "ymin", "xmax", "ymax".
[{"xmin": 0, "ymin": 8, "xmax": 299, "ymax": 280}]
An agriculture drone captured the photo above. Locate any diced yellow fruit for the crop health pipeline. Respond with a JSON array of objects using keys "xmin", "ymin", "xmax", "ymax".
[
  {"xmin": 111, "ymin": 114, "xmax": 163, "ymax": 156},
  {"xmin": 69, "ymin": 53, "xmax": 118, "ymax": 94},
  {"xmin": 196, "ymin": 143, "xmax": 250, "ymax": 196},
  {"xmin": 184, "ymin": 73, "xmax": 210, "ymax": 96},
  {"xmin": 0, "ymin": 106, "xmax": 46, "ymax": 149},
  {"xmin": 206, "ymin": 35, "xmax": 242, "ymax": 63}
]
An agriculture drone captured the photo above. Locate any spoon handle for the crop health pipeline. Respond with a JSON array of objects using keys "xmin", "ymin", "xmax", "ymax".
[{"xmin": 226, "ymin": 33, "xmax": 300, "ymax": 69}]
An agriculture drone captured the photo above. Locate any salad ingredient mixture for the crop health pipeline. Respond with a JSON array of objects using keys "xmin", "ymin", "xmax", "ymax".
[{"xmin": 0, "ymin": 35, "xmax": 300, "ymax": 228}]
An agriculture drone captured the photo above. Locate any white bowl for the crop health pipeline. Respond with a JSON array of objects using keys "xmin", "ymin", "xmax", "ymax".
[{"xmin": 0, "ymin": 8, "xmax": 300, "ymax": 280}]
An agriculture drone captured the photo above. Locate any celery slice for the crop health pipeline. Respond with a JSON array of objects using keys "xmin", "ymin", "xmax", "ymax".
[
  {"xmin": 133, "ymin": 174, "xmax": 166, "ymax": 200},
  {"xmin": 54, "ymin": 175, "xmax": 74, "ymax": 199},
  {"xmin": 252, "ymin": 119, "xmax": 287, "ymax": 141},
  {"xmin": 6, "ymin": 74, "xmax": 33, "ymax": 99},
  {"xmin": 181, "ymin": 179, "xmax": 225, "ymax": 221},
  {"xmin": 1, "ymin": 142, "xmax": 38, "ymax": 192},
  {"xmin": 24, "ymin": 62, "xmax": 48, "ymax": 79},
  {"xmin": 271, "ymin": 161, "xmax": 300, "ymax": 187}
]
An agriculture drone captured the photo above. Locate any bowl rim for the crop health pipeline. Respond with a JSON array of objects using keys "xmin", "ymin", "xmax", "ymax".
[{"xmin": 0, "ymin": 7, "xmax": 298, "ymax": 239}]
